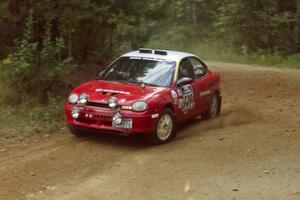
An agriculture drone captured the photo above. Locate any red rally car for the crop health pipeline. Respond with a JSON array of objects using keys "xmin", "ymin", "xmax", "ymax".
[{"xmin": 66, "ymin": 49, "xmax": 222, "ymax": 144}]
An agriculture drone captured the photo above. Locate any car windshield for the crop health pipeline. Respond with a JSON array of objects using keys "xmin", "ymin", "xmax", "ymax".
[{"xmin": 100, "ymin": 57, "xmax": 176, "ymax": 87}]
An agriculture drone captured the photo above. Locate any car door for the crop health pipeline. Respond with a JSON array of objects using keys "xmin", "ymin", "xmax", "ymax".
[
  {"xmin": 176, "ymin": 58, "xmax": 198, "ymax": 120},
  {"xmin": 188, "ymin": 57, "xmax": 212, "ymax": 114}
]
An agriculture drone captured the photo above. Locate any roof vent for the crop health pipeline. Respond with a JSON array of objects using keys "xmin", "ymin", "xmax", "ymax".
[
  {"xmin": 139, "ymin": 48, "xmax": 153, "ymax": 54},
  {"xmin": 154, "ymin": 50, "xmax": 168, "ymax": 55}
]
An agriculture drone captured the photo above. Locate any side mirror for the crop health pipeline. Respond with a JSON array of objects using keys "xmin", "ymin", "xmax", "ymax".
[{"xmin": 177, "ymin": 77, "xmax": 193, "ymax": 87}]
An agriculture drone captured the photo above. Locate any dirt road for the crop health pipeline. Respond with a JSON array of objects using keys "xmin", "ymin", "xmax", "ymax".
[{"xmin": 1, "ymin": 62, "xmax": 300, "ymax": 200}]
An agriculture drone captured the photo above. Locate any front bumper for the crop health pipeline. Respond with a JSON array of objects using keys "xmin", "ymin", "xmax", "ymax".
[{"xmin": 66, "ymin": 104, "xmax": 159, "ymax": 136}]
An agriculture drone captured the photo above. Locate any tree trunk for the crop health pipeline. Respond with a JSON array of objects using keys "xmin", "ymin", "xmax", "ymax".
[
  {"xmin": 191, "ymin": 0, "xmax": 197, "ymax": 25},
  {"xmin": 109, "ymin": 25, "xmax": 114, "ymax": 54},
  {"xmin": 37, "ymin": 88, "xmax": 49, "ymax": 105},
  {"xmin": 9, "ymin": 0, "xmax": 21, "ymax": 39},
  {"xmin": 132, "ymin": 15, "xmax": 140, "ymax": 49},
  {"xmin": 186, "ymin": 1, "xmax": 190, "ymax": 23},
  {"xmin": 296, "ymin": 1, "xmax": 300, "ymax": 52},
  {"xmin": 67, "ymin": 23, "xmax": 72, "ymax": 58}
]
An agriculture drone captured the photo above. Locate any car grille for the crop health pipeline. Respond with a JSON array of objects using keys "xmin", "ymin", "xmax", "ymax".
[
  {"xmin": 92, "ymin": 114, "xmax": 112, "ymax": 119},
  {"xmin": 77, "ymin": 113, "xmax": 111, "ymax": 123},
  {"xmin": 77, "ymin": 118, "xmax": 96, "ymax": 123},
  {"xmin": 86, "ymin": 101, "xmax": 110, "ymax": 108}
]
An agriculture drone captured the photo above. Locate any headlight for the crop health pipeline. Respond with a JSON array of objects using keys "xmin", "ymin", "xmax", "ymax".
[
  {"xmin": 71, "ymin": 107, "xmax": 80, "ymax": 119},
  {"xmin": 79, "ymin": 93, "xmax": 88, "ymax": 104},
  {"xmin": 108, "ymin": 97, "xmax": 118, "ymax": 108},
  {"xmin": 68, "ymin": 94, "xmax": 78, "ymax": 104},
  {"xmin": 132, "ymin": 101, "xmax": 148, "ymax": 112}
]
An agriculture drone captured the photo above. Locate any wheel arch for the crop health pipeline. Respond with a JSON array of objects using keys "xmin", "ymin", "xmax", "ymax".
[
  {"xmin": 213, "ymin": 89, "xmax": 222, "ymax": 115},
  {"xmin": 163, "ymin": 102, "xmax": 177, "ymax": 119},
  {"xmin": 165, "ymin": 103, "xmax": 175, "ymax": 112},
  {"xmin": 214, "ymin": 89, "xmax": 221, "ymax": 97}
]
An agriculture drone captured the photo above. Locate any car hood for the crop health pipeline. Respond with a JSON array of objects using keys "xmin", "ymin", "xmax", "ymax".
[{"xmin": 72, "ymin": 80, "xmax": 167, "ymax": 105}]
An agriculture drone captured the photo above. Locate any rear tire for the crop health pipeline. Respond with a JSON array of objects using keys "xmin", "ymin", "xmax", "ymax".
[
  {"xmin": 146, "ymin": 109, "xmax": 175, "ymax": 145},
  {"xmin": 69, "ymin": 126, "xmax": 88, "ymax": 137}
]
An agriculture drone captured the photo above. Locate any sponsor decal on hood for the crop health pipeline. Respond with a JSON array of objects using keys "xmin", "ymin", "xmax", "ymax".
[{"xmin": 95, "ymin": 88, "xmax": 130, "ymax": 95}]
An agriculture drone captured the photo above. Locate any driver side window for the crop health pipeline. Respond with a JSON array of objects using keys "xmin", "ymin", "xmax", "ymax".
[
  {"xmin": 188, "ymin": 57, "xmax": 208, "ymax": 80},
  {"xmin": 178, "ymin": 58, "xmax": 195, "ymax": 80}
]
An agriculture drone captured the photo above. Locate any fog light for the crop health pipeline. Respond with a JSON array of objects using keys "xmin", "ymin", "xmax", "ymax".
[
  {"xmin": 71, "ymin": 107, "xmax": 80, "ymax": 119},
  {"xmin": 108, "ymin": 97, "xmax": 118, "ymax": 108},
  {"xmin": 79, "ymin": 93, "xmax": 88, "ymax": 105},
  {"xmin": 112, "ymin": 113, "xmax": 122, "ymax": 125}
]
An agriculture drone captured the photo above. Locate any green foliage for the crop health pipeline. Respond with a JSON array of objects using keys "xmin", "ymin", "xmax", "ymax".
[
  {"xmin": 147, "ymin": 0, "xmax": 300, "ymax": 68},
  {"xmin": 1, "ymin": 10, "xmax": 76, "ymax": 104},
  {"xmin": 1, "ymin": 0, "xmax": 300, "ymax": 61},
  {"xmin": 215, "ymin": 0, "xmax": 300, "ymax": 54}
]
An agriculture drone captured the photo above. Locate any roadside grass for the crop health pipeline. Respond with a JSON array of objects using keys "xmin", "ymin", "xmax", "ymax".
[{"xmin": 0, "ymin": 96, "xmax": 65, "ymax": 139}]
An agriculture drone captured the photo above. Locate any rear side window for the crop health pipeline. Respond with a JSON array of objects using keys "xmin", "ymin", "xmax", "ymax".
[{"xmin": 188, "ymin": 57, "xmax": 208, "ymax": 79}]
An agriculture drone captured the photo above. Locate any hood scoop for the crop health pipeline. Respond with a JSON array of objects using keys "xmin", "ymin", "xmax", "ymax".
[
  {"xmin": 101, "ymin": 91, "xmax": 108, "ymax": 95},
  {"xmin": 101, "ymin": 91, "xmax": 118, "ymax": 96}
]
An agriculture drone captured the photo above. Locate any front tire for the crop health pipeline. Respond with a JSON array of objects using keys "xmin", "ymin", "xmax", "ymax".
[
  {"xmin": 203, "ymin": 93, "xmax": 221, "ymax": 119},
  {"xmin": 147, "ymin": 109, "xmax": 175, "ymax": 145}
]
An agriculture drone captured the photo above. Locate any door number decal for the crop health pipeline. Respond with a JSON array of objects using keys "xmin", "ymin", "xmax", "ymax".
[{"xmin": 178, "ymin": 85, "xmax": 195, "ymax": 113}]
